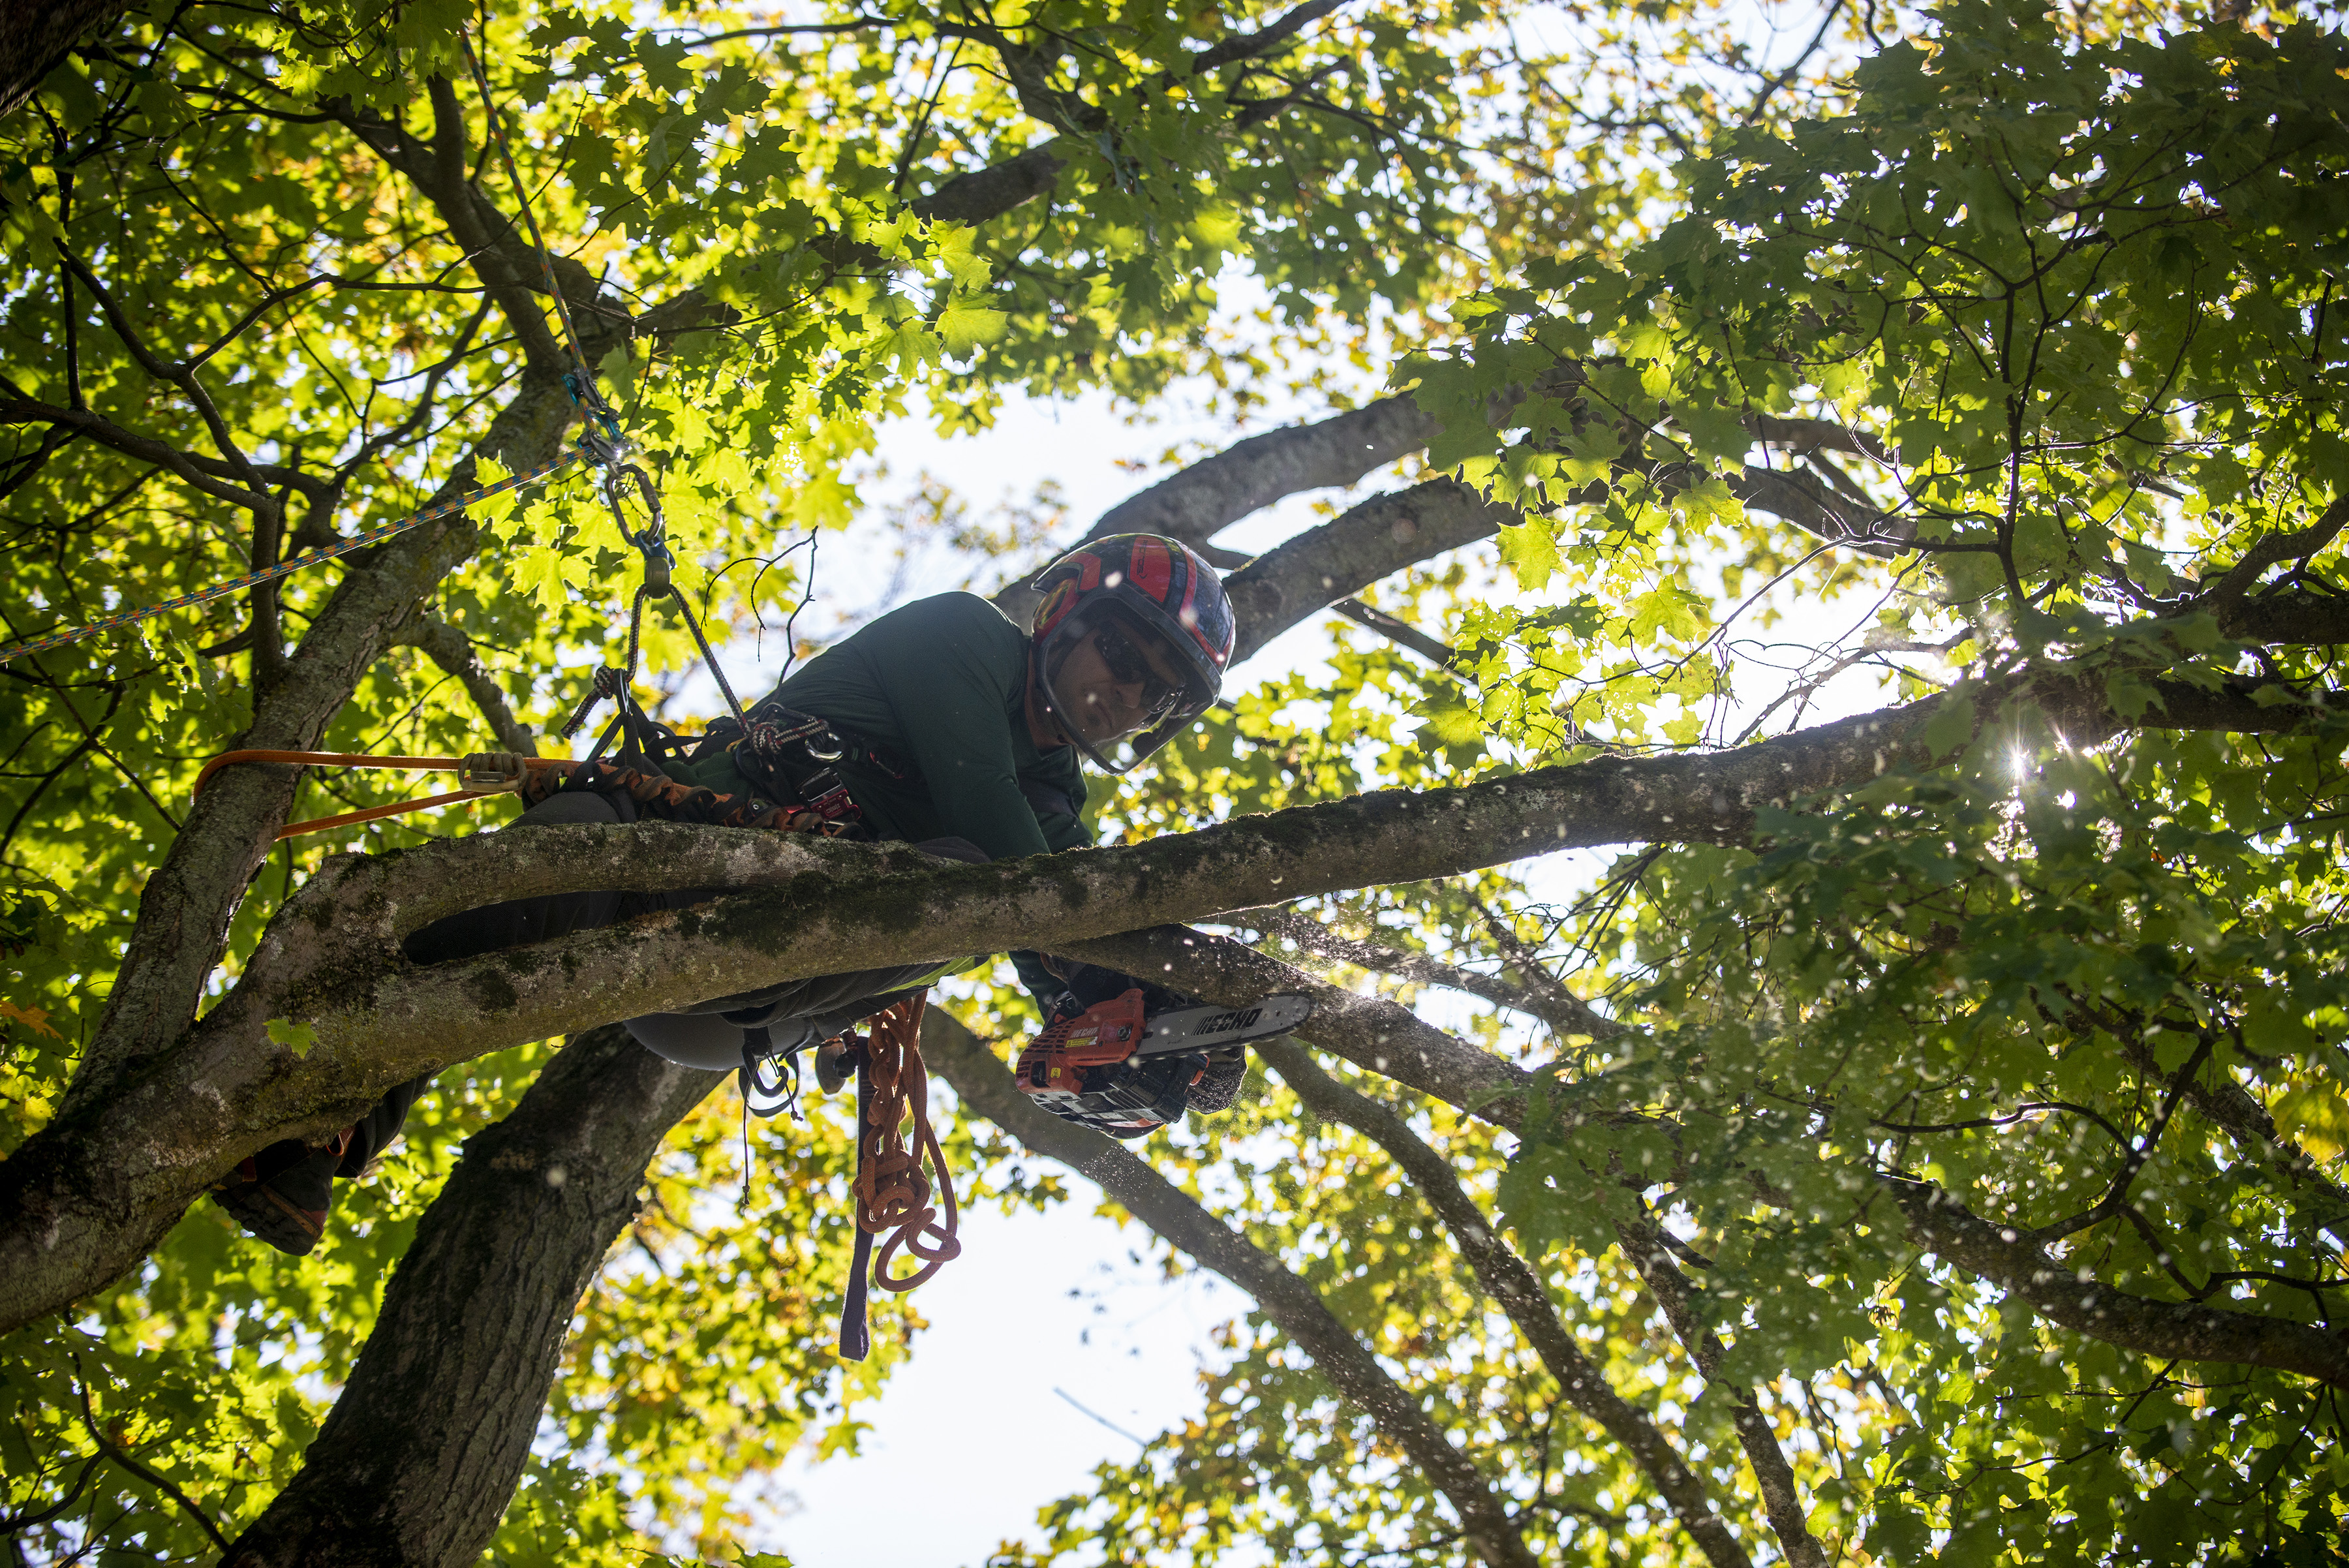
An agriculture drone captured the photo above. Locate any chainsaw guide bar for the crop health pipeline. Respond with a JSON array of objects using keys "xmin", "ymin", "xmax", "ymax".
[{"xmin": 1132, "ymin": 994, "xmax": 1317, "ymax": 1058}]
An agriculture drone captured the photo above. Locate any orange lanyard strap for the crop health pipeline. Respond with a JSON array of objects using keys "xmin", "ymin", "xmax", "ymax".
[{"xmin": 192, "ymin": 750, "xmax": 577, "ymax": 841}]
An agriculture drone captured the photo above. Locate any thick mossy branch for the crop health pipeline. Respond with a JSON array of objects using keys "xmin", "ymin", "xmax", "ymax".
[{"xmin": 5, "ymin": 660, "xmax": 2337, "ymax": 1337}]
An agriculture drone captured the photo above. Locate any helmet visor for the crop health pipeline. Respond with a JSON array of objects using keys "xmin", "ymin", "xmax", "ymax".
[{"xmin": 1038, "ymin": 606, "xmax": 1216, "ymax": 773}]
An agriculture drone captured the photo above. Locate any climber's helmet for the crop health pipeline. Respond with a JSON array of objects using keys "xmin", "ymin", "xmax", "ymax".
[{"xmin": 1028, "ymin": 534, "xmax": 1235, "ymax": 773}]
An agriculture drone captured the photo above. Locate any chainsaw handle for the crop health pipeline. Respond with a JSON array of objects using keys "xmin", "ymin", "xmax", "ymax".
[{"xmin": 1031, "ymin": 987, "xmax": 1149, "ymax": 1068}]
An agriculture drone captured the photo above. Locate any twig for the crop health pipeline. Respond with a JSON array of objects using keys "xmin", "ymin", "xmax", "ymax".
[
  {"xmin": 72, "ymin": 1365, "xmax": 234, "ymax": 1555},
  {"xmin": 0, "ymin": 1450, "xmax": 104, "ymax": 1534}
]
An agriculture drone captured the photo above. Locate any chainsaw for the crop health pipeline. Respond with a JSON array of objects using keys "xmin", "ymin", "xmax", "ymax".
[{"xmin": 1015, "ymin": 987, "xmax": 1316, "ymax": 1138}]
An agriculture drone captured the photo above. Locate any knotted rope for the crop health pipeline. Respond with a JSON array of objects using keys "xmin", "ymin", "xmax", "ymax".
[
  {"xmin": 854, "ymin": 994, "xmax": 960, "ymax": 1288},
  {"xmin": 837, "ymin": 994, "xmax": 960, "ymax": 1359}
]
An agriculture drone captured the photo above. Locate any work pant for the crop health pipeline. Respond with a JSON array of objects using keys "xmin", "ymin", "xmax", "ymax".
[{"xmin": 340, "ymin": 784, "xmax": 985, "ymax": 1170}]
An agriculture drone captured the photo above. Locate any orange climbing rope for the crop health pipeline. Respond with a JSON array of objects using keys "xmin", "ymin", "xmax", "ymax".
[
  {"xmin": 852, "ymin": 994, "xmax": 961, "ymax": 1291},
  {"xmin": 192, "ymin": 749, "xmax": 575, "ymax": 841}
]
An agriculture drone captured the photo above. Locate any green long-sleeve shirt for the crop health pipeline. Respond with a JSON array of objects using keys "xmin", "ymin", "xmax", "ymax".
[{"xmin": 679, "ymin": 590, "xmax": 1090, "ymax": 861}]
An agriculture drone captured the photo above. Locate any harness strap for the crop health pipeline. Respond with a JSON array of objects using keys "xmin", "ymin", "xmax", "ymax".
[{"xmin": 840, "ymin": 1058, "xmax": 876, "ymax": 1361}]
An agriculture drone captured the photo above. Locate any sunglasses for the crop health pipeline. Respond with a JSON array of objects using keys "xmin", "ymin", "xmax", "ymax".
[{"xmin": 1092, "ymin": 620, "xmax": 1186, "ymax": 726}]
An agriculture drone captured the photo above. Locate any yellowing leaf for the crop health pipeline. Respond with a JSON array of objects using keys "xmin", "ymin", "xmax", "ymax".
[
  {"xmin": 1191, "ymin": 204, "xmax": 1243, "ymax": 253},
  {"xmin": 514, "ymin": 547, "xmax": 591, "ymax": 617},
  {"xmin": 790, "ymin": 470, "xmax": 856, "ymax": 530},
  {"xmin": 2274, "ymin": 1083, "xmax": 2349, "ymax": 1163},
  {"xmin": 1497, "ymin": 519, "xmax": 1563, "ymax": 592},
  {"xmin": 1674, "ymin": 476, "xmax": 1741, "ymax": 529},
  {"xmin": 266, "ymin": 1017, "xmax": 319, "ymax": 1058},
  {"xmin": 0, "ymin": 999, "xmax": 62, "ymax": 1039},
  {"xmin": 932, "ymin": 224, "xmax": 991, "ymax": 292},
  {"xmin": 884, "ymin": 322, "xmax": 942, "ymax": 375}
]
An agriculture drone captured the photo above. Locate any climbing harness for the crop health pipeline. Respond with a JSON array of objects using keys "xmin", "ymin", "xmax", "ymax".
[{"xmin": 0, "ymin": 454, "xmax": 582, "ymax": 667}]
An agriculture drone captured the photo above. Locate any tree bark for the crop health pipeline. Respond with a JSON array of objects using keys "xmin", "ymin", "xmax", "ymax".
[
  {"xmin": 221, "ymin": 1026, "xmax": 725, "ymax": 1567},
  {"xmin": 0, "ymin": 0, "xmax": 125, "ymax": 121},
  {"xmin": 921, "ymin": 1008, "xmax": 1544, "ymax": 1568},
  {"xmin": 1224, "ymin": 480, "xmax": 1517, "ymax": 664}
]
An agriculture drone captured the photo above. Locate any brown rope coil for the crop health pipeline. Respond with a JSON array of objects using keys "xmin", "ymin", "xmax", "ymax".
[{"xmin": 850, "ymin": 994, "xmax": 961, "ymax": 1291}]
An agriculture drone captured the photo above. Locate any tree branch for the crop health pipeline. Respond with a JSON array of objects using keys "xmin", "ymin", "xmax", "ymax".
[
  {"xmin": 921, "ymin": 1007, "xmax": 1543, "ymax": 1568},
  {"xmin": 996, "ymin": 396, "xmax": 1443, "ymax": 624},
  {"xmin": 2200, "ymin": 495, "xmax": 2349, "ymax": 619},
  {"xmin": 1884, "ymin": 1176, "xmax": 2349, "ymax": 1388},
  {"xmin": 14, "ymin": 649, "xmax": 2342, "ymax": 1334},
  {"xmin": 53, "ymin": 243, "xmax": 271, "ymax": 499},
  {"xmin": 389, "ymin": 617, "xmax": 537, "ymax": 756},
  {"xmin": 1256, "ymin": 1039, "xmax": 1753, "ymax": 1568},
  {"xmin": 1223, "ymin": 480, "xmax": 1519, "ymax": 664},
  {"xmin": 2164, "ymin": 1064, "xmax": 2349, "ymax": 1248},
  {"xmin": 1221, "ymin": 904, "xmax": 1617, "ymax": 1039},
  {"xmin": 1609, "ymin": 1211, "xmax": 1828, "ymax": 1568},
  {"xmin": 1728, "ymin": 465, "xmax": 1912, "ymax": 558},
  {"xmin": 0, "ymin": 393, "xmax": 277, "ymax": 515},
  {"xmin": 1329, "ymin": 597, "xmax": 1471, "ymax": 677},
  {"xmin": 57, "ymin": 360, "xmax": 580, "ymax": 1129}
]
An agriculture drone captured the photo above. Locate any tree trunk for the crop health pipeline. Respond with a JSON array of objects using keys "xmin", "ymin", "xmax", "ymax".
[
  {"xmin": 0, "ymin": 0, "xmax": 125, "ymax": 120},
  {"xmin": 221, "ymin": 1026, "xmax": 724, "ymax": 1568}
]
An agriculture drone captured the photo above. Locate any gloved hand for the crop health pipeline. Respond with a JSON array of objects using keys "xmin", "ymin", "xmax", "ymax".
[
  {"xmin": 1189, "ymin": 1046, "xmax": 1249, "ymax": 1115},
  {"xmin": 1048, "ymin": 961, "xmax": 1196, "ymax": 1021},
  {"xmin": 1019, "ymin": 978, "xmax": 1257, "ymax": 1137}
]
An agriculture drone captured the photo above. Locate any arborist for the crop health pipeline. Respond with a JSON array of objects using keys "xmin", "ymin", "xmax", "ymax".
[{"xmin": 211, "ymin": 533, "xmax": 1245, "ymax": 1257}]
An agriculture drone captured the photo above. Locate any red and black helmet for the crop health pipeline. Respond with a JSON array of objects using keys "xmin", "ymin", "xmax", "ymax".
[{"xmin": 1030, "ymin": 533, "xmax": 1235, "ymax": 772}]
